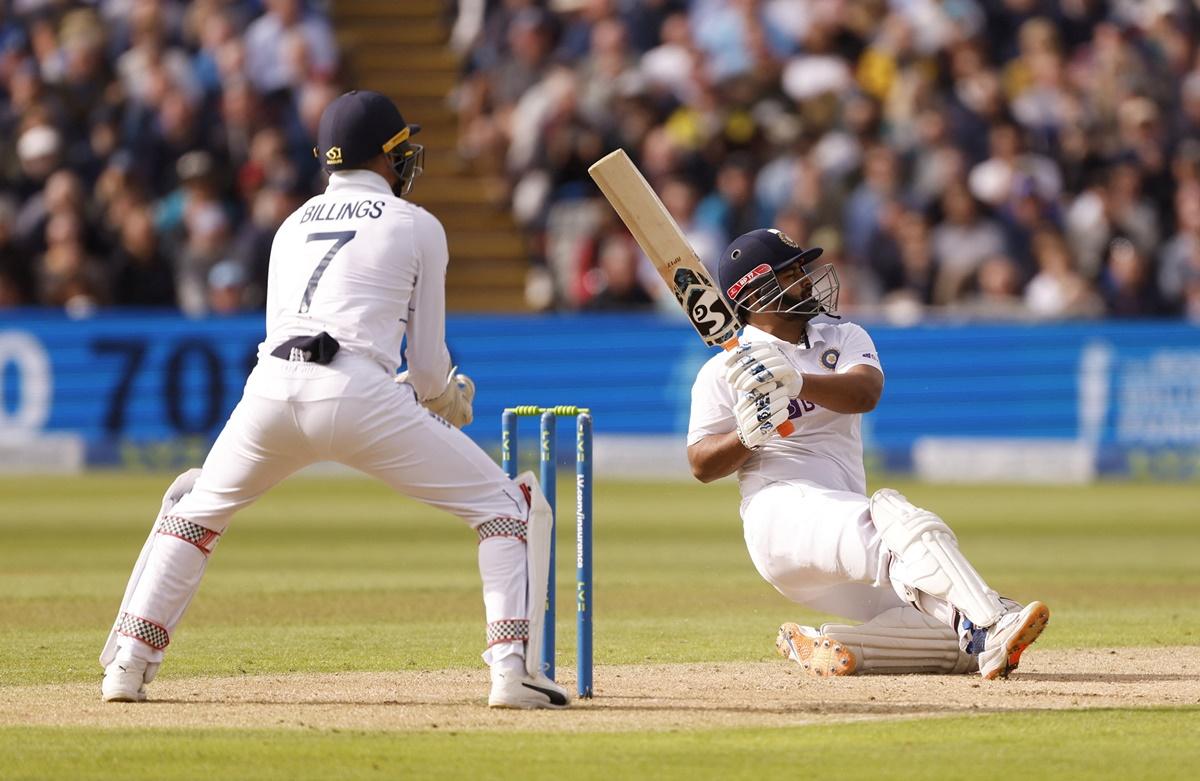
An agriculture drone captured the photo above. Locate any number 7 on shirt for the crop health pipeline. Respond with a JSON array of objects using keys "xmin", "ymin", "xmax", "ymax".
[{"xmin": 588, "ymin": 149, "xmax": 794, "ymax": 437}]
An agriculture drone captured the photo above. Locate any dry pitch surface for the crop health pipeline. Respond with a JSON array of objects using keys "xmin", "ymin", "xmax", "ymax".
[{"xmin": 3, "ymin": 647, "xmax": 1196, "ymax": 733}]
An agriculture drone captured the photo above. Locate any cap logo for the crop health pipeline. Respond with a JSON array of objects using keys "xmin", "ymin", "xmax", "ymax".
[
  {"xmin": 325, "ymin": 146, "xmax": 343, "ymax": 165},
  {"xmin": 768, "ymin": 228, "xmax": 798, "ymax": 248},
  {"xmin": 382, "ymin": 127, "xmax": 410, "ymax": 153},
  {"xmin": 726, "ymin": 263, "xmax": 771, "ymax": 300}
]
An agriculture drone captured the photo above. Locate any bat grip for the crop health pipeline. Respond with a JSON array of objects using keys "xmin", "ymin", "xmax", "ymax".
[{"xmin": 723, "ymin": 338, "xmax": 796, "ymax": 439}]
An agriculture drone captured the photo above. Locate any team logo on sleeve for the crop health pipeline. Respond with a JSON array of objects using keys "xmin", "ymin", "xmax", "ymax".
[{"xmin": 820, "ymin": 348, "xmax": 840, "ymax": 370}]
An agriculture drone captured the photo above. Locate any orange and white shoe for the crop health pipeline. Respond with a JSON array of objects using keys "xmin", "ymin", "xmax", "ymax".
[
  {"xmin": 776, "ymin": 622, "xmax": 857, "ymax": 677},
  {"xmin": 977, "ymin": 601, "xmax": 1050, "ymax": 680}
]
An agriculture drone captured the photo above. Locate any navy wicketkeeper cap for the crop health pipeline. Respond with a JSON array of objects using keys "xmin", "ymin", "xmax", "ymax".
[{"xmin": 315, "ymin": 90, "xmax": 421, "ymax": 172}]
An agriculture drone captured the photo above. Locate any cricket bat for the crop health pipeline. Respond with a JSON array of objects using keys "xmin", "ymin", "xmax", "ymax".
[{"xmin": 588, "ymin": 148, "xmax": 794, "ymax": 437}]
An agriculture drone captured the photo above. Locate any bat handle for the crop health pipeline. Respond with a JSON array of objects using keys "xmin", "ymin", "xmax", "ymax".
[{"xmin": 723, "ymin": 337, "xmax": 796, "ymax": 439}]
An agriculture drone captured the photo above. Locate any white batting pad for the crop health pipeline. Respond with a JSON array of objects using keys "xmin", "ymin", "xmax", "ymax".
[
  {"xmin": 517, "ymin": 471, "xmax": 553, "ymax": 678},
  {"xmin": 870, "ymin": 488, "xmax": 1005, "ymax": 628},
  {"xmin": 820, "ymin": 607, "xmax": 977, "ymax": 675}
]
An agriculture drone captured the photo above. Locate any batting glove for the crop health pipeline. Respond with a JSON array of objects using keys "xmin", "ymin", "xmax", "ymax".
[
  {"xmin": 723, "ymin": 341, "xmax": 803, "ymax": 397},
  {"xmin": 734, "ymin": 384, "xmax": 793, "ymax": 450}
]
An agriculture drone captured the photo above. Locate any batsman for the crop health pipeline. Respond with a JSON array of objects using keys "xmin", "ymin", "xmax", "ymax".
[{"xmin": 687, "ymin": 228, "xmax": 1050, "ymax": 679}]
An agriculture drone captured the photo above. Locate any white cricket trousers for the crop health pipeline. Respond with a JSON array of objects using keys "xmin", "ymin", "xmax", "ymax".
[
  {"xmin": 111, "ymin": 353, "xmax": 530, "ymax": 667},
  {"xmin": 740, "ymin": 480, "xmax": 908, "ymax": 622}
]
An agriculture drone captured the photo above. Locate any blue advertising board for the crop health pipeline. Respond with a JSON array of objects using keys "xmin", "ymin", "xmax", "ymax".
[{"xmin": 1, "ymin": 311, "xmax": 1198, "ymax": 478}]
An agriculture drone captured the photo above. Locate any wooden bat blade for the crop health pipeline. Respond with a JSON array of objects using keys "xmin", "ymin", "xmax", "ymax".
[
  {"xmin": 588, "ymin": 149, "xmax": 740, "ymax": 350},
  {"xmin": 589, "ymin": 149, "xmax": 794, "ymax": 437}
]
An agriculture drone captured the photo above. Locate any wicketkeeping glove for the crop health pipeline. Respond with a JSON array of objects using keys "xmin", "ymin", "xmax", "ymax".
[
  {"xmin": 723, "ymin": 341, "xmax": 803, "ymax": 397},
  {"xmin": 396, "ymin": 366, "xmax": 476, "ymax": 429},
  {"xmin": 734, "ymin": 384, "xmax": 793, "ymax": 450}
]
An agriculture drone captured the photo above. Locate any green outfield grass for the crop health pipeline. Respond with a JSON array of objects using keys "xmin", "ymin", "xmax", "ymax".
[
  {"xmin": 3, "ymin": 709, "xmax": 1198, "ymax": 781},
  {"xmin": 1, "ymin": 474, "xmax": 1198, "ymax": 777}
]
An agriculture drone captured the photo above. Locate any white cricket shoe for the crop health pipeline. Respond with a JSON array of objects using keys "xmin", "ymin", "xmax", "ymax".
[
  {"xmin": 488, "ymin": 671, "xmax": 570, "ymax": 709},
  {"xmin": 776, "ymin": 622, "xmax": 857, "ymax": 677},
  {"xmin": 978, "ymin": 600, "xmax": 1050, "ymax": 680},
  {"xmin": 101, "ymin": 652, "xmax": 158, "ymax": 702}
]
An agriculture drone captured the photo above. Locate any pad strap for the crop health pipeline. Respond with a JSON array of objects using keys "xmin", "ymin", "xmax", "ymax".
[
  {"xmin": 487, "ymin": 618, "xmax": 530, "ymax": 647},
  {"xmin": 158, "ymin": 515, "xmax": 221, "ymax": 555},
  {"xmin": 476, "ymin": 517, "xmax": 527, "ymax": 543},
  {"xmin": 116, "ymin": 612, "xmax": 170, "ymax": 650}
]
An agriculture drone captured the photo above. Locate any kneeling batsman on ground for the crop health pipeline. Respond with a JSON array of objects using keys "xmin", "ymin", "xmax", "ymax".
[
  {"xmin": 687, "ymin": 227, "xmax": 1049, "ymax": 683},
  {"xmin": 397, "ymin": 365, "xmax": 475, "ymax": 428}
]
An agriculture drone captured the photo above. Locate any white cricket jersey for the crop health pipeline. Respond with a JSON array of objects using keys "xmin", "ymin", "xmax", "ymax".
[
  {"xmin": 687, "ymin": 321, "xmax": 884, "ymax": 497},
  {"xmin": 254, "ymin": 170, "xmax": 451, "ymax": 399}
]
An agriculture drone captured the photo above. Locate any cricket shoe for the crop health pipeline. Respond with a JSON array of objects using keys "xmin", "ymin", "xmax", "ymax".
[
  {"xmin": 101, "ymin": 652, "xmax": 159, "ymax": 702},
  {"xmin": 776, "ymin": 622, "xmax": 857, "ymax": 677},
  {"xmin": 488, "ymin": 671, "xmax": 570, "ymax": 709},
  {"xmin": 977, "ymin": 600, "xmax": 1050, "ymax": 680}
]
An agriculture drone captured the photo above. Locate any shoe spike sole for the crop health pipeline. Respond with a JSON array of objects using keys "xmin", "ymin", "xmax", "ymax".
[
  {"xmin": 987, "ymin": 601, "xmax": 1050, "ymax": 681},
  {"xmin": 777, "ymin": 623, "xmax": 857, "ymax": 677}
]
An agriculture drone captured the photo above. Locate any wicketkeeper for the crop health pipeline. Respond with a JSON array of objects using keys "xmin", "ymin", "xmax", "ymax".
[{"xmin": 100, "ymin": 91, "xmax": 568, "ymax": 709}]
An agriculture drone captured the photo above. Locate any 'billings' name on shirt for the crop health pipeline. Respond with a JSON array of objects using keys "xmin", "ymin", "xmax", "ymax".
[{"xmin": 300, "ymin": 200, "xmax": 385, "ymax": 224}]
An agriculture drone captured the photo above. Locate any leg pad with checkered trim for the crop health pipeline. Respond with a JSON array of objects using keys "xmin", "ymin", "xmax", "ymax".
[{"xmin": 116, "ymin": 613, "xmax": 170, "ymax": 650}]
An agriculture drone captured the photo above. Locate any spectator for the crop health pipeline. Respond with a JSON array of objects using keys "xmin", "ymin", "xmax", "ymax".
[
  {"xmin": 1184, "ymin": 270, "xmax": 1200, "ymax": 323},
  {"xmin": 37, "ymin": 210, "xmax": 106, "ymax": 308},
  {"xmin": 1024, "ymin": 230, "xmax": 1102, "ymax": 319},
  {"xmin": 694, "ymin": 154, "xmax": 768, "ymax": 249},
  {"xmin": 583, "ymin": 234, "xmax": 655, "ymax": 310},
  {"xmin": 0, "ymin": 196, "xmax": 33, "ymax": 304},
  {"xmin": 931, "ymin": 182, "xmax": 1008, "ymax": 304},
  {"xmin": 111, "ymin": 205, "xmax": 175, "ymax": 307},
  {"xmin": 207, "ymin": 258, "xmax": 251, "ymax": 314},
  {"xmin": 843, "ymin": 144, "xmax": 900, "ymax": 263},
  {"xmin": 1160, "ymin": 183, "xmax": 1200, "ymax": 309},
  {"xmin": 243, "ymin": 0, "xmax": 337, "ymax": 95},
  {"xmin": 967, "ymin": 120, "xmax": 1060, "ymax": 210},
  {"xmin": 1066, "ymin": 162, "xmax": 1159, "ymax": 279},
  {"xmin": 14, "ymin": 167, "xmax": 84, "ymax": 256},
  {"xmin": 866, "ymin": 202, "xmax": 937, "ymax": 306},
  {"xmin": 954, "ymin": 254, "xmax": 1028, "ymax": 319},
  {"xmin": 1102, "ymin": 238, "xmax": 1172, "ymax": 318}
]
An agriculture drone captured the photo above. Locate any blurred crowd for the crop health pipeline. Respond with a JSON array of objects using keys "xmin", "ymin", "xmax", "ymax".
[
  {"xmin": 0, "ymin": 0, "xmax": 340, "ymax": 314},
  {"xmin": 453, "ymin": 0, "xmax": 1200, "ymax": 321}
]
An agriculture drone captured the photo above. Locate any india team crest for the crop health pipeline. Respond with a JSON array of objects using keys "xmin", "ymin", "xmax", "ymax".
[
  {"xmin": 767, "ymin": 228, "xmax": 799, "ymax": 249},
  {"xmin": 820, "ymin": 348, "xmax": 840, "ymax": 370}
]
